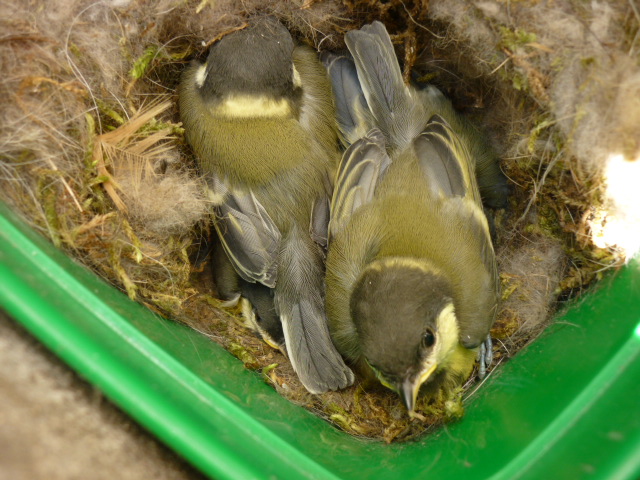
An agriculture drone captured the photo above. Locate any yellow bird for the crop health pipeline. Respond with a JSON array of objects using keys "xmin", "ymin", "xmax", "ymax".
[
  {"xmin": 179, "ymin": 18, "xmax": 354, "ymax": 394},
  {"xmin": 324, "ymin": 22, "xmax": 503, "ymax": 413}
]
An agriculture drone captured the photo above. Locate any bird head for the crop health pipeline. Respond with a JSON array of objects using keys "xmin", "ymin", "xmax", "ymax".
[
  {"xmin": 195, "ymin": 17, "xmax": 301, "ymax": 103},
  {"xmin": 350, "ymin": 258, "xmax": 461, "ymax": 414}
]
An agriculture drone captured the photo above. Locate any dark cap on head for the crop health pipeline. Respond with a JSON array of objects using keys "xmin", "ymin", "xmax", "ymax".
[
  {"xmin": 202, "ymin": 17, "xmax": 296, "ymax": 98},
  {"xmin": 350, "ymin": 261, "xmax": 453, "ymax": 377}
]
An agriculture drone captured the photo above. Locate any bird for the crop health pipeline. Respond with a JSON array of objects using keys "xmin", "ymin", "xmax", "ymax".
[
  {"xmin": 323, "ymin": 21, "xmax": 504, "ymax": 413},
  {"xmin": 210, "ymin": 238, "xmax": 285, "ymax": 354},
  {"xmin": 179, "ymin": 17, "xmax": 354, "ymax": 394}
]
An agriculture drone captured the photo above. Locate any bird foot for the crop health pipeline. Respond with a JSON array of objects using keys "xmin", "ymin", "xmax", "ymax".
[{"xmin": 477, "ymin": 335, "xmax": 493, "ymax": 379}]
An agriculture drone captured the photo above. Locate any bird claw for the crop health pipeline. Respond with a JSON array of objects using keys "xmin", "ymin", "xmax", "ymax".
[{"xmin": 477, "ymin": 335, "xmax": 493, "ymax": 379}]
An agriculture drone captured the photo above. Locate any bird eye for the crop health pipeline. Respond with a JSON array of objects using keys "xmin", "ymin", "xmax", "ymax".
[{"xmin": 422, "ymin": 329, "xmax": 436, "ymax": 348}]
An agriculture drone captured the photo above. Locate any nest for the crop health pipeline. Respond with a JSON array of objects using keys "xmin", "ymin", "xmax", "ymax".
[{"xmin": 1, "ymin": 0, "xmax": 638, "ymax": 443}]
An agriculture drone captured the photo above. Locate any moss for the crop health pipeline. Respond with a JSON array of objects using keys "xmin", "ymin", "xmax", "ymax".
[
  {"xmin": 130, "ymin": 46, "xmax": 161, "ymax": 81},
  {"xmin": 37, "ymin": 171, "xmax": 63, "ymax": 248},
  {"xmin": 96, "ymin": 99, "xmax": 126, "ymax": 127},
  {"xmin": 228, "ymin": 342, "xmax": 259, "ymax": 369},
  {"xmin": 498, "ymin": 26, "xmax": 537, "ymax": 50}
]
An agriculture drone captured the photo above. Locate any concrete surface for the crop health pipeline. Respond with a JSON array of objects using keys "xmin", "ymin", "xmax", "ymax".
[{"xmin": 0, "ymin": 310, "xmax": 206, "ymax": 480}]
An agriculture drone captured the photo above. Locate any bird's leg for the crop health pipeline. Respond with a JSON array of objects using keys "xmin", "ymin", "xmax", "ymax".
[{"xmin": 477, "ymin": 335, "xmax": 494, "ymax": 379}]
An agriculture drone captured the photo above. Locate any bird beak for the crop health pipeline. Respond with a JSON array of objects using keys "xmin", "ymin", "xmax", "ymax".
[
  {"xmin": 400, "ymin": 378, "xmax": 418, "ymax": 413},
  {"xmin": 399, "ymin": 363, "xmax": 438, "ymax": 414}
]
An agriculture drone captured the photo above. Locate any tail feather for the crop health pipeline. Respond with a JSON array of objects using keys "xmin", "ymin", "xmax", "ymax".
[
  {"xmin": 281, "ymin": 298, "xmax": 354, "ymax": 393},
  {"xmin": 345, "ymin": 22, "xmax": 422, "ymax": 149},
  {"xmin": 275, "ymin": 227, "xmax": 354, "ymax": 393}
]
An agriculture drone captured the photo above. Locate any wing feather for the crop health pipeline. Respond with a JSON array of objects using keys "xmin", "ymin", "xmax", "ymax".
[
  {"xmin": 212, "ymin": 179, "xmax": 281, "ymax": 288},
  {"xmin": 414, "ymin": 115, "xmax": 482, "ymax": 205},
  {"xmin": 329, "ymin": 129, "xmax": 391, "ymax": 240}
]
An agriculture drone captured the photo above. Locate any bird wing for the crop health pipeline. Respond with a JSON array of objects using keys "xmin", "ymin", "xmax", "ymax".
[
  {"xmin": 310, "ymin": 194, "xmax": 330, "ymax": 248},
  {"xmin": 413, "ymin": 114, "xmax": 494, "ymax": 261},
  {"xmin": 322, "ymin": 52, "xmax": 372, "ymax": 147},
  {"xmin": 416, "ymin": 86, "xmax": 509, "ymax": 209},
  {"xmin": 210, "ymin": 176, "xmax": 281, "ymax": 289},
  {"xmin": 413, "ymin": 114, "xmax": 482, "ymax": 205},
  {"xmin": 414, "ymin": 116, "xmax": 498, "ymax": 347},
  {"xmin": 328, "ymin": 128, "xmax": 391, "ymax": 240},
  {"xmin": 282, "ymin": 296, "xmax": 355, "ymax": 393},
  {"xmin": 345, "ymin": 23, "xmax": 407, "ymax": 132},
  {"xmin": 443, "ymin": 195, "xmax": 499, "ymax": 348},
  {"xmin": 415, "ymin": 114, "xmax": 498, "ymax": 277},
  {"xmin": 309, "ymin": 169, "xmax": 334, "ymax": 248}
]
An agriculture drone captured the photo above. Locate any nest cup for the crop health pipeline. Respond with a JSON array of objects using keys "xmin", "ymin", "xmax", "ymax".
[{"xmin": 1, "ymin": 0, "xmax": 639, "ymax": 443}]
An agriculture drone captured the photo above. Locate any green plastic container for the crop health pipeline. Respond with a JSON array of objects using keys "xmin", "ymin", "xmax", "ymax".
[{"xmin": 1, "ymin": 200, "xmax": 639, "ymax": 480}]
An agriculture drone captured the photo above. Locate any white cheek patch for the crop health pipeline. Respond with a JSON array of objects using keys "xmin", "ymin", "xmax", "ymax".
[
  {"xmin": 414, "ymin": 303, "xmax": 458, "ymax": 385},
  {"xmin": 434, "ymin": 302, "xmax": 459, "ymax": 365},
  {"xmin": 195, "ymin": 64, "xmax": 208, "ymax": 88},
  {"xmin": 292, "ymin": 65, "xmax": 302, "ymax": 88}
]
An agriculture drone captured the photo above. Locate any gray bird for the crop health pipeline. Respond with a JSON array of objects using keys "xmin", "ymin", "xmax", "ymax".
[
  {"xmin": 210, "ymin": 239, "xmax": 285, "ymax": 353},
  {"xmin": 179, "ymin": 17, "xmax": 354, "ymax": 393},
  {"xmin": 324, "ymin": 22, "xmax": 503, "ymax": 413}
]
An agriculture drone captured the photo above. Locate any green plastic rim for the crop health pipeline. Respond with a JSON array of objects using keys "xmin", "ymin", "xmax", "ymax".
[{"xmin": 1, "ymin": 200, "xmax": 639, "ymax": 480}]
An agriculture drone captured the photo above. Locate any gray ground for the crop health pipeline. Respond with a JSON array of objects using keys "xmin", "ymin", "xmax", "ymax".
[{"xmin": 0, "ymin": 311, "xmax": 206, "ymax": 480}]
